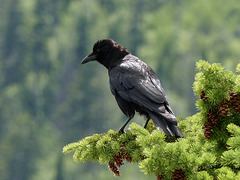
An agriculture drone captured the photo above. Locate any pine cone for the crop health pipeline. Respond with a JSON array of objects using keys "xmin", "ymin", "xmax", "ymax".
[
  {"xmin": 157, "ymin": 174, "xmax": 164, "ymax": 180},
  {"xmin": 203, "ymin": 121, "xmax": 213, "ymax": 139},
  {"xmin": 119, "ymin": 144, "xmax": 133, "ymax": 162},
  {"xmin": 108, "ymin": 162, "xmax": 120, "ymax": 176},
  {"xmin": 113, "ymin": 155, "xmax": 124, "ymax": 167},
  {"xmin": 120, "ymin": 150, "xmax": 132, "ymax": 162},
  {"xmin": 218, "ymin": 101, "xmax": 230, "ymax": 117},
  {"xmin": 125, "ymin": 156, "xmax": 132, "ymax": 162},
  {"xmin": 230, "ymin": 93, "xmax": 240, "ymax": 113},
  {"xmin": 207, "ymin": 110, "xmax": 218, "ymax": 122},
  {"xmin": 108, "ymin": 143, "xmax": 134, "ymax": 176},
  {"xmin": 203, "ymin": 110, "xmax": 218, "ymax": 139},
  {"xmin": 201, "ymin": 91, "xmax": 240, "ymax": 139},
  {"xmin": 200, "ymin": 90, "xmax": 208, "ymax": 102},
  {"xmin": 172, "ymin": 168, "xmax": 186, "ymax": 180},
  {"xmin": 202, "ymin": 109, "xmax": 219, "ymax": 139}
]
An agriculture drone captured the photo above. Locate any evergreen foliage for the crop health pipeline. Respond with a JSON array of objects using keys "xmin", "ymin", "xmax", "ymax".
[
  {"xmin": 63, "ymin": 61, "xmax": 240, "ymax": 179},
  {"xmin": 2, "ymin": 1, "xmax": 240, "ymax": 179}
]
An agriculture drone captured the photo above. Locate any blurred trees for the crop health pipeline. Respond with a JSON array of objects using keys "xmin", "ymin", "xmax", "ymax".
[{"xmin": 0, "ymin": 0, "xmax": 240, "ymax": 180}]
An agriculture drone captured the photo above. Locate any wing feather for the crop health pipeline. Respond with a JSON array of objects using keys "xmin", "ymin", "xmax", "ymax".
[{"xmin": 109, "ymin": 57, "xmax": 177, "ymax": 125}]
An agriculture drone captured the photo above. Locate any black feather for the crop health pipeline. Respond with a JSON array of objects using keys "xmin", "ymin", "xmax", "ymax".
[{"xmin": 82, "ymin": 39, "xmax": 184, "ymax": 138}]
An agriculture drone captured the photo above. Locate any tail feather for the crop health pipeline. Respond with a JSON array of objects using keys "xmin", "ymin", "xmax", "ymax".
[{"xmin": 148, "ymin": 111, "xmax": 184, "ymax": 138}]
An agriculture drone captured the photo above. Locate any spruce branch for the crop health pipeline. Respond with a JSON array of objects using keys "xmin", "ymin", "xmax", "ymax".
[{"xmin": 63, "ymin": 61, "xmax": 240, "ymax": 179}]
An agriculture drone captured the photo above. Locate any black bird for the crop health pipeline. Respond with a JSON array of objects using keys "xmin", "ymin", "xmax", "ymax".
[{"xmin": 81, "ymin": 39, "xmax": 184, "ymax": 138}]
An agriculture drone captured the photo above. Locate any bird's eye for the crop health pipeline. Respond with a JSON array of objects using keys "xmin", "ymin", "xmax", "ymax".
[{"xmin": 97, "ymin": 49, "xmax": 100, "ymax": 53}]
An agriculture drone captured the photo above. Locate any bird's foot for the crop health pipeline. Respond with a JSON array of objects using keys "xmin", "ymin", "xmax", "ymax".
[{"xmin": 118, "ymin": 128, "xmax": 125, "ymax": 134}]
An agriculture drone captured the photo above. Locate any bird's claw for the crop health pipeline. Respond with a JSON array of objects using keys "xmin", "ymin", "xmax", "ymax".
[{"xmin": 118, "ymin": 128, "xmax": 125, "ymax": 134}]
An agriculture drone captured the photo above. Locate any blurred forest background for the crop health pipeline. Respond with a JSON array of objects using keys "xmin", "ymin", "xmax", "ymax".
[{"xmin": 0, "ymin": 0, "xmax": 240, "ymax": 180}]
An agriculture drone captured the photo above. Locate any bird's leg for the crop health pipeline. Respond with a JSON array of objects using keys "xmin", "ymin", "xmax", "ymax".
[
  {"xmin": 143, "ymin": 118, "xmax": 150, "ymax": 129},
  {"xmin": 118, "ymin": 116, "xmax": 133, "ymax": 133}
]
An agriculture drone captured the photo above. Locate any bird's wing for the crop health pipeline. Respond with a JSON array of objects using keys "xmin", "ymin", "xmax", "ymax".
[{"xmin": 109, "ymin": 60, "xmax": 177, "ymax": 125}]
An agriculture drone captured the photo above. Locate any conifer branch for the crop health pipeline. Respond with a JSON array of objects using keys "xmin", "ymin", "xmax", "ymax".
[{"xmin": 63, "ymin": 61, "xmax": 240, "ymax": 179}]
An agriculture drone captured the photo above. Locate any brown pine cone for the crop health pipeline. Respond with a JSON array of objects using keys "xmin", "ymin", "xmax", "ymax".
[
  {"xmin": 157, "ymin": 174, "xmax": 164, "ymax": 180},
  {"xmin": 203, "ymin": 121, "xmax": 213, "ymax": 139},
  {"xmin": 218, "ymin": 101, "xmax": 230, "ymax": 117},
  {"xmin": 119, "ymin": 144, "xmax": 133, "ymax": 162},
  {"xmin": 232, "ymin": 94, "xmax": 240, "ymax": 113},
  {"xmin": 200, "ymin": 90, "xmax": 208, "ymax": 102},
  {"xmin": 113, "ymin": 155, "xmax": 124, "ymax": 167},
  {"xmin": 207, "ymin": 110, "xmax": 218, "ymax": 122},
  {"xmin": 125, "ymin": 156, "xmax": 132, "ymax": 162},
  {"xmin": 108, "ymin": 162, "xmax": 120, "ymax": 176},
  {"xmin": 172, "ymin": 168, "xmax": 186, "ymax": 180},
  {"xmin": 229, "ymin": 92, "xmax": 240, "ymax": 113},
  {"xmin": 211, "ymin": 117, "xmax": 219, "ymax": 125}
]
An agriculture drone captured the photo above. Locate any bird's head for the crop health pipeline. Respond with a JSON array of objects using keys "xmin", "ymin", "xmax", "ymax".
[{"xmin": 81, "ymin": 39, "xmax": 130, "ymax": 69}]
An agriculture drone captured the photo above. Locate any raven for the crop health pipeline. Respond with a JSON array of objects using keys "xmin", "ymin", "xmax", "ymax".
[{"xmin": 81, "ymin": 39, "xmax": 184, "ymax": 138}]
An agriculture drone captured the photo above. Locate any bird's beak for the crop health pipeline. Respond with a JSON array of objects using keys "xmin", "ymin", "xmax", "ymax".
[{"xmin": 81, "ymin": 53, "xmax": 97, "ymax": 64}]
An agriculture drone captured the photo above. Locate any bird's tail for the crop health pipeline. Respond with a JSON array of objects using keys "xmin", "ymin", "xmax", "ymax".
[{"xmin": 148, "ymin": 111, "xmax": 184, "ymax": 138}]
